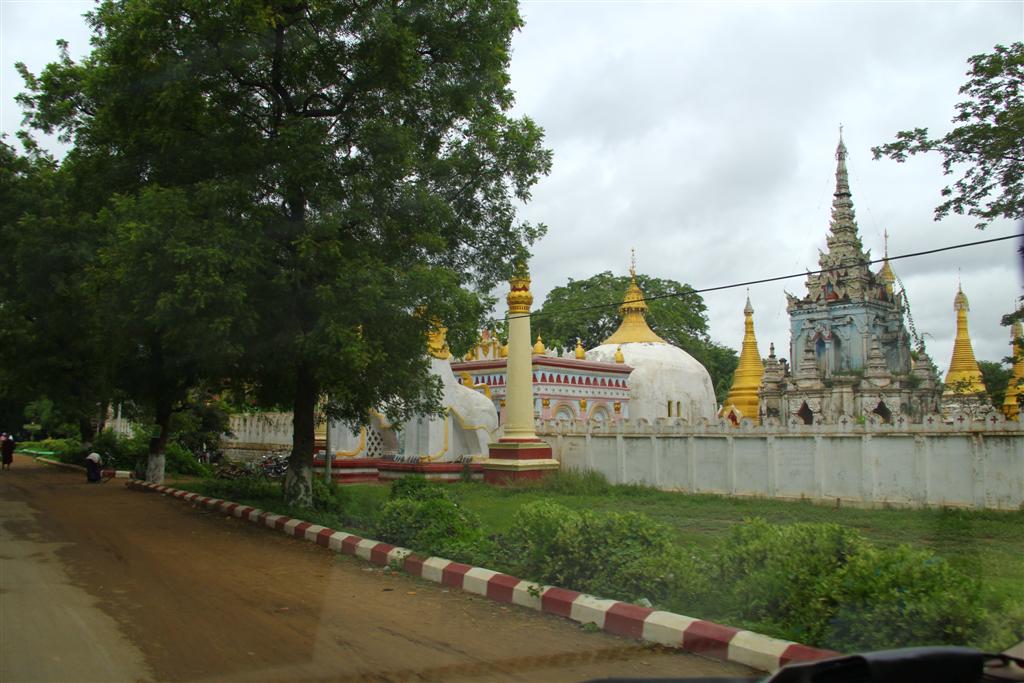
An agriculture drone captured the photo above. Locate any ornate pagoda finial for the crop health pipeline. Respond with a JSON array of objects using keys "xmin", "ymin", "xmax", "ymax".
[
  {"xmin": 629, "ymin": 247, "xmax": 637, "ymax": 279},
  {"xmin": 602, "ymin": 252, "xmax": 666, "ymax": 345},
  {"xmin": 878, "ymin": 228, "xmax": 896, "ymax": 295}
]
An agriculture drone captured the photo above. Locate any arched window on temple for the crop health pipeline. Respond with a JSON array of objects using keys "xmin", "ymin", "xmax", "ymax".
[{"xmin": 797, "ymin": 401, "xmax": 814, "ymax": 425}]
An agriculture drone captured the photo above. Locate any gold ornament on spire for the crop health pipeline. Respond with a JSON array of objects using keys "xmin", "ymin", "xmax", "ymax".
[
  {"xmin": 533, "ymin": 334, "xmax": 545, "ymax": 355},
  {"xmin": 878, "ymin": 229, "xmax": 896, "ymax": 296},
  {"xmin": 602, "ymin": 252, "xmax": 667, "ymax": 345},
  {"xmin": 943, "ymin": 285, "xmax": 987, "ymax": 396},
  {"xmin": 575, "ymin": 337, "xmax": 585, "ymax": 359},
  {"xmin": 719, "ymin": 296, "xmax": 765, "ymax": 423},
  {"xmin": 507, "ymin": 261, "xmax": 533, "ymax": 315}
]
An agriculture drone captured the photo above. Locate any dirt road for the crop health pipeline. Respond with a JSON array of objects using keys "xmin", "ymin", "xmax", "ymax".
[{"xmin": 1, "ymin": 455, "xmax": 754, "ymax": 683}]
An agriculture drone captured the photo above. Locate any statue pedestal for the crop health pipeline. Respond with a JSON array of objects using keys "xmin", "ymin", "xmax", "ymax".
[
  {"xmin": 377, "ymin": 461, "xmax": 483, "ymax": 483},
  {"xmin": 311, "ymin": 456, "xmax": 383, "ymax": 484},
  {"xmin": 482, "ymin": 439, "xmax": 560, "ymax": 484}
]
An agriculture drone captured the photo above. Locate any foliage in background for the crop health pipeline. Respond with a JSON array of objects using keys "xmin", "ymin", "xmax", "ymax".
[
  {"xmin": 873, "ymin": 42, "xmax": 1023, "ymax": 230},
  {"xmin": 22, "ymin": 398, "xmax": 78, "ymax": 439},
  {"xmin": 531, "ymin": 272, "xmax": 739, "ymax": 402},
  {"xmin": 978, "ymin": 360, "xmax": 1011, "ymax": 408}
]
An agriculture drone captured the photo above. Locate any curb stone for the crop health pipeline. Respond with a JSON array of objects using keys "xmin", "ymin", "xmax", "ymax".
[{"xmin": 127, "ymin": 480, "xmax": 838, "ymax": 673}]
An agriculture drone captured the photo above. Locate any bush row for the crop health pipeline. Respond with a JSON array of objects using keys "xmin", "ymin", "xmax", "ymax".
[
  {"xmin": 370, "ymin": 476, "xmax": 1019, "ymax": 653},
  {"xmin": 18, "ymin": 431, "xmax": 210, "ymax": 476}
]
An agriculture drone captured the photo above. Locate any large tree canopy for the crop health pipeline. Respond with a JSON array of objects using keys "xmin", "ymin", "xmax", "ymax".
[
  {"xmin": 0, "ymin": 139, "xmax": 113, "ymax": 443},
  {"xmin": 872, "ymin": 42, "xmax": 1024, "ymax": 230},
  {"xmin": 16, "ymin": 0, "xmax": 551, "ymax": 503},
  {"xmin": 531, "ymin": 272, "xmax": 738, "ymax": 402}
]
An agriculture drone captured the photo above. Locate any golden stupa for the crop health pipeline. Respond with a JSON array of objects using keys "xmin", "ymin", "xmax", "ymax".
[
  {"xmin": 1003, "ymin": 320, "xmax": 1024, "ymax": 419},
  {"xmin": 943, "ymin": 286, "xmax": 987, "ymax": 396},
  {"xmin": 719, "ymin": 297, "xmax": 765, "ymax": 422},
  {"xmin": 602, "ymin": 257, "xmax": 666, "ymax": 346}
]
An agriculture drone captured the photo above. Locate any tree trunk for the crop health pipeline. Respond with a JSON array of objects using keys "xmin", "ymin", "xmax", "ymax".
[
  {"xmin": 145, "ymin": 399, "xmax": 172, "ymax": 484},
  {"xmin": 79, "ymin": 417, "xmax": 97, "ymax": 450},
  {"xmin": 96, "ymin": 400, "xmax": 109, "ymax": 436},
  {"xmin": 284, "ymin": 362, "xmax": 317, "ymax": 507}
]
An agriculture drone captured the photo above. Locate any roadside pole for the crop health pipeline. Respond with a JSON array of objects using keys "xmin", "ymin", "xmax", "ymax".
[{"xmin": 324, "ymin": 416, "xmax": 332, "ymax": 484}]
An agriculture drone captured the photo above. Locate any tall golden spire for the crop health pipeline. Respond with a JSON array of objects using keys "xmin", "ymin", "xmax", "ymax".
[
  {"xmin": 720, "ymin": 296, "xmax": 765, "ymax": 422},
  {"xmin": 943, "ymin": 285, "xmax": 987, "ymax": 396},
  {"xmin": 1003, "ymin": 319, "xmax": 1024, "ymax": 419},
  {"xmin": 602, "ymin": 253, "xmax": 666, "ymax": 345},
  {"xmin": 878, "ymin": 229, "xmax": 896, "ymax": 295}
]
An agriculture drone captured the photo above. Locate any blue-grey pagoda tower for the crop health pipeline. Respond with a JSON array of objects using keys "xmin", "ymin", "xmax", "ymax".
[{"xmin": 760, "ymin": 133, "xmax": 942, "ymax": 423}]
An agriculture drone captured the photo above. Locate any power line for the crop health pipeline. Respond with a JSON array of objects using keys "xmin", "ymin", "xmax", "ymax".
[{"xmin": 508, "ymin": 232, "xmax": 1024, "ymax": 323}]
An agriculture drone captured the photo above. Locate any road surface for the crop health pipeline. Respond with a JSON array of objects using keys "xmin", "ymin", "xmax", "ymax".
[{"xmin": 0, "ymin": 455, "xmax": 754, "ymax": 682}]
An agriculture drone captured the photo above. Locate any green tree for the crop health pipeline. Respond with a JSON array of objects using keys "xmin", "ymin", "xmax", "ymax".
[
  {"xmin": 0, "ymin": 139, "xmax": 111, "ymax": 445},
  {"xmin": 18, "ymin": 1, "xmax": 551, "ymax": 504},
  {"xmin": 978, "ymin": 360, "xmax": 1011, "ymax": 408},
  {"xmin": 88, "ymin": 186, "xmax": 259, "ymax": 482},
  {"xmin": 532, "ymin": 272, "xmax": 738, "ymax": 402},
  {"xmin": 872, "ymin": 42, "xmax": 1024, "ymax": 230}
]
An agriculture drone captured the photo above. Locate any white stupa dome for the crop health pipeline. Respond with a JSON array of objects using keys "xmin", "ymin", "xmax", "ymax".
[{"xmin": 586, "ymin": 273, "xmax": 717, "ymax": 423}]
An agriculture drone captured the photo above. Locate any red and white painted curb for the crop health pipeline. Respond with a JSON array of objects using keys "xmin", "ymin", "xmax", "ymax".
[{"xmin": 128, "ymin": 480, "xmax": 837, "ymax": 673}]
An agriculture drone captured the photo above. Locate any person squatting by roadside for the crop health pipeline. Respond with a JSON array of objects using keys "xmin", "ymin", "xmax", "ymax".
[
  {"xmin": 85, "ymin": 452, "xmax": 103, "ymax": 483},
  {"xmin": 1, "ymin": 433, "xmax": 15, "ymax": 471}
]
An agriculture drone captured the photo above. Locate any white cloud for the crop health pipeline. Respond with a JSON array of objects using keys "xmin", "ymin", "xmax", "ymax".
[{"xmin": 3, "ymin": 0, "xmax": 1022, "ymax": 379}]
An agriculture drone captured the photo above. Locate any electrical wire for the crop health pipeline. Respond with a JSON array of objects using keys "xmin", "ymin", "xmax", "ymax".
[{"xmin": 508, "ymin": 232, "xmax": 1024, "ymax": 323}]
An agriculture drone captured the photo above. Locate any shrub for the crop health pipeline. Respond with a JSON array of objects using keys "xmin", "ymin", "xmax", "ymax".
[
  {"xmin": 312, "ymin": 477, "xmax": 349, "ymax": 513},
  {"xmin": 825, "ymin": 544, "xmax": 986, "ymax": 651},
  {"xmin": 21, "ymin": 437, "xmax": 83, "ymax": 462},
  {"xmin": 375, "ymin": 496, "xmax": 487, "ymax": 563},
  {"xmin": 90, "ymin": 430, "xmax": 149, "ymax": 471},
  {"xmin": 389, "ymin": 476, "xmax": 452, "ymax": 502},
  {"xmin": 165, "ymin": 441, "xmax": 212, "ymax": 477},
  {"xmin": 704, "ymin": 518, "xmax": 868, "ymax": 644},
  {"xmin": 979, "ymin": 599, "xmax": 1024, "ymax": 653},
  {"xmin": 198, "ymin": 476, "xmax": 280, "ymax": 502},
  {"xmin": 498, "ymin": 500, "xmax": 692, "ymax": 605}
]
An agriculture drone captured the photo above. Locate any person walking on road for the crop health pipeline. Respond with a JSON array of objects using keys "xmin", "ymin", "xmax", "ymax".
[{"xmin": 1, "ymin": 433, "xmax": 15, "ymax": 471}]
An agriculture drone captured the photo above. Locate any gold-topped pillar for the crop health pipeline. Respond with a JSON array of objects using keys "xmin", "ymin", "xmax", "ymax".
[{"xmin": 483, "ymin": 263, "xmax": 560, "ymax": 484}]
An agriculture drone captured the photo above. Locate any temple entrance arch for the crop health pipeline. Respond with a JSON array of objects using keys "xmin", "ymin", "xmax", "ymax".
[{"xmin": 797, "ymin": 401, "xmax": 814, "ymax": 425}]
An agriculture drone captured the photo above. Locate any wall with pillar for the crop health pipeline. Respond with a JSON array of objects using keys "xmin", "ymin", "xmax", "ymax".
[{"xmin": 537, "ymin": 414, "xmax": 1024, "ymax": 510}]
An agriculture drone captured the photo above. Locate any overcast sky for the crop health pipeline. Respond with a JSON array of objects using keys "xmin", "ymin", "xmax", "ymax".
[{"xmin": 2, "ymin": 1, "xmax": 1023, "ymax": 378}]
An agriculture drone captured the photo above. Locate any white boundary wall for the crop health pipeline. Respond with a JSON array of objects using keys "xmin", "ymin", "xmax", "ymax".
[{"xmin": 537, "ymin": 414, "xmax": 1024, "ymax": 510}]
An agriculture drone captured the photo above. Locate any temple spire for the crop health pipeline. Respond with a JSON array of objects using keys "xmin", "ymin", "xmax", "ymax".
[
  {"xmin": 1004, "ymin": 319, "xmax": 1024, "ymax": 419},
  {"xmin": 943, "ymin": 285, "xmax": 987, "ymax": 397},
  {"xmin": 720, "ymin": 296, "xmax": 765, "ymax": 423},
  {"xmin": 878, "ymin": 228, "xmax": 896, "ymax": 295},
  {"xmin": 603, "ymin": 252, "xmax": 666, "ymax": 345}
]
